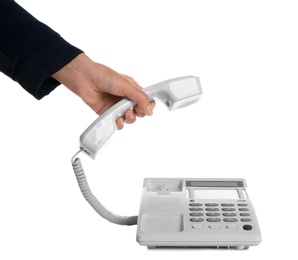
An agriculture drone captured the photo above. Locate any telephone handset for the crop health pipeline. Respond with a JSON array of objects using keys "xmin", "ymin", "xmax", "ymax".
[
  {"xmin": 71, "ymin": 76, "xmax": 202, "ymax": 226},
  {"xmin": 79, "ymin": 75, "xmax": 202, "ymax": 159}
]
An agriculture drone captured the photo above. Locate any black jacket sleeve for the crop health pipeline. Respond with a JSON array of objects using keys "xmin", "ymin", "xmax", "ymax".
[{"xmin": 0, "ymin": 0, "xmax": 83, "ymax": 99}]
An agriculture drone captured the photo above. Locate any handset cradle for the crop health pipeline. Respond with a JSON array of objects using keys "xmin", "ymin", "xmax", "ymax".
[{"xmin": 79, "ymin": 76, "xmax": 202, "ymax": 159}]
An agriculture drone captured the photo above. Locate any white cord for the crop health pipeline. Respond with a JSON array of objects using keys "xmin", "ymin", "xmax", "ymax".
[{"xmin": 71, "ymin": 150, "xmax": 138, "ymax": 225}]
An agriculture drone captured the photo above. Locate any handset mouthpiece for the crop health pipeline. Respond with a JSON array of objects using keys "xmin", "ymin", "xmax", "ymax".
[{"xmin": 79, "ymin": 75, "xmax": 202, "ymax": 159}]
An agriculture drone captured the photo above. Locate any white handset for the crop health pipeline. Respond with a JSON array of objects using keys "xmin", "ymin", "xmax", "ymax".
[
  {"xmin": 80, "ymin": 75, "xmax": 202, "ymax": 159},
  {"xmin": 72, "ymin": 75, "xmax": 202, "ymax": 226}
]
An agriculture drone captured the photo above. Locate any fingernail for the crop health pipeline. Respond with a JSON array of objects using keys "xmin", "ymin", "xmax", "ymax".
[
  {"xmin": 129, "ymin": 113, "xmax": 135, "ymax": 120},
  {"xmin": 146, "ymin": 105, "xmax": 153, "ymax": 116}
]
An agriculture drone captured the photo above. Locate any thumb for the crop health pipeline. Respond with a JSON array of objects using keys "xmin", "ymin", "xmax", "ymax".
[{"xmin": 121, "ymin": 78, "xmax": 153, "ymax": 116}]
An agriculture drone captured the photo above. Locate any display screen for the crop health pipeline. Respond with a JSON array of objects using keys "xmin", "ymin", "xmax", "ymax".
[{"xmin": 186, "ymin": 181, "xmax": 244, "ymax": 188}]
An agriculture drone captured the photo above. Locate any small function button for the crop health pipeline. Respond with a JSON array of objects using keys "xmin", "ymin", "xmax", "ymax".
[
  {"xmin": 192, "ymin": 224, "xmax": 203, "ymax": 229},
  {"xmin": 226, "ymin": 224, "xmax": 237, "ymax": 229},
  {"xmin": 238, "ymin": 203, "xmax": 248, "ymax": 207},
  {"xmin": 243, "ymin": 224, "xmax": 253, "ymax": 231},
  {"xmin": 209, "ymin": 224, "xmax": 220, "ymax": 229}
]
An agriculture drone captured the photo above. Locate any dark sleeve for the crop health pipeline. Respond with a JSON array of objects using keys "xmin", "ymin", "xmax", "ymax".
[{"xmin": 0, "ymin": 0, "xmax": 83, "ymax": 99}]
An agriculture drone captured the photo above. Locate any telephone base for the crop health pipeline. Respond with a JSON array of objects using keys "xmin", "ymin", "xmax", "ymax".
[
  {"xmin": 136, "ymin": 178, "xmax": 261, "ymax": 250},
  {"xmin": 147, "ymin": 245, "xmax": 250, "ymax": 250}
]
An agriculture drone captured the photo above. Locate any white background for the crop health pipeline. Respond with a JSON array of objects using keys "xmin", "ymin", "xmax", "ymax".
[{"xmin": 1, "ymin": 0, "xmax": 297, "ymax": 259}]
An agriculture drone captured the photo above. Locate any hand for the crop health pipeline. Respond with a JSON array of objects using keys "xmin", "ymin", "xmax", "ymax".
[{"xmin": 52, "ymin": 53, "xmax": 155, "ymax": 129}]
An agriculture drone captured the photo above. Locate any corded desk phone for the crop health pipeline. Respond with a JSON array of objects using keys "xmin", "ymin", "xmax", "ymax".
[{"xmin": 71, "ymin": 76, "xmax": 261, "ymax": 249}]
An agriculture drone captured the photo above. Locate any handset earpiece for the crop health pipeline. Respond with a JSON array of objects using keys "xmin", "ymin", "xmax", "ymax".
[{"xmin": 79, "ymin": 75, "xmax": 202, "ymax": 159}]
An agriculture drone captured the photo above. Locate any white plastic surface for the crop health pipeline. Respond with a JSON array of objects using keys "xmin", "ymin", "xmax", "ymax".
[
  {"xmin": 136, "ymin": 178, "xmax": 261, "ymax": 249},
  {"xmin": 79, "ymin": 76, "xmax": 202, "ymax": 159}
]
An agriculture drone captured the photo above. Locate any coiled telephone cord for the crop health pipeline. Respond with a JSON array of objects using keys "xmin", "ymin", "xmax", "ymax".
[{"xmin": 71, "ymin": 150, "xmax": 138, "ymax": 225}]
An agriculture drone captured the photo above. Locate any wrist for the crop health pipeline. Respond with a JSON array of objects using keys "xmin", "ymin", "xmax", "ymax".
[{"xmin": 52, "ymin": 53, "xmax": 94, "ymax": 98}]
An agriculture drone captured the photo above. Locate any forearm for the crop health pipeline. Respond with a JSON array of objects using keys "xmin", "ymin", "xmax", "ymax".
[{"xmin": 0, "ymin": 0, "xmax": 82, "ymax": 99}]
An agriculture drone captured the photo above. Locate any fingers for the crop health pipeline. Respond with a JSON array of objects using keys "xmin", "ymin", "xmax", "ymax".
[
  {"xmin": 135, "ymin": 101, "xmax": 156, "ymax": 118},
  {"xmin": 120, "ymin": 76, "xmax": 153, "ymax": 116},
  {"xmin": 116, "ymin": 101, "xmax": 155, "ymax": 130}
]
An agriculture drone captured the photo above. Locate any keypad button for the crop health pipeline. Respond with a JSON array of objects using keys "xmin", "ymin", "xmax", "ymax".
[
  {"xmin": 189, "ymin": 208, "xmax": 203, "ymax": 211},
  {"xmin": 226, "ymin": 224, "xmax": 237, "ymax": 229},
  {"xmin": 238, "ymin": 203, "xmax": 248, "ymax": 207},
  {"xmin": 243, "ymin": 224, "xmax": 253, "ymax": 230},
  {"xmin": 189, "ymin": 203, "xmax": 203, "ymax": 206},
  {"xmin": 206, "ymin": 213, "xmax": 220, "ymax": 217},
  {"xmin": 223, "ymin": 213, "xmax": 236, "ymax": 217},
  {"xmin": 239, "ymin": 208, "xmax": 249, "ymax": 211},
  {"xmin": 223, "ymin": 218, "xmax": 238, "ymax": 222},
  {"xmin": 222, "ymin": 208, "xmax": 235, "ymax": 211},
  {"xmin": 240, "ymin": 213, "xmax": 250, "ymax": 217},
  {"xmin": 209, "ymin": 224, "xmax": 220, "ymax": 229},
  {"xmin": 192, "ymin": 224, "xmax": 203, "ymax": 229},
  {"xmin": 190, "ymin": 212, "xmax": 204, "ymax": 217},
  {"xmin": 190, "ymin": 218, "xmax": 204, "ymax": 222},
  {"xmin": 206, "ymin": 208, "xmax": 219, "ymax": 211},
  {"xmin": 221, "ymin": 203, "xmax": 234, "ymax": 207},
  {"xmin": 205, "ymin": 203, "xmax": 219, "ymax": 207},
  {"xmin": 241, "ymin": 218, "xmax": 252, "ymax": 222},
  {"xmin": 207, "ymin": 218, "xmax": 221, "ymax": 222}
]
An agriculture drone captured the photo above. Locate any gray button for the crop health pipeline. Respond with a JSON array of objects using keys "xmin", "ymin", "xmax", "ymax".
[
  {"xmin": 239, "ymin": 208, "xmax": 249, "ymax": 211},
  {"xmin": 238, "ymin": 203, "xmax": 248, "ymax": 207},
  {"xmin": 241, "ymin": 218, "xmax": 252, "ymax": 222},
  {"xmin": 206, "ymin": 213, "xmax": 220, "ymax": 217},
  {"xmin": 221, "ymin": 203, "xmax": 234, "ymax": 207},
  {"xmin": 192, "ymin": 224, "xmax": 203, "ymax": 229},
  {"xmin": 189, "ymin": 203, "xmax": 203, "ymax": 206},
  {"xmin": 222, "ymin": 208, "xmax": 235, "ymax": 211},
  {"xmin": 226, "ymin": 224, "xmax": 237, "ymax": 229},
  {"xmin": 189, "ymin": 208, "xmax": 203, "ymax": 211},
  {"xmin": 207, "ymin": 218, "xmax": 221, "ymax": 222},
  {"xmin": 206, "ymin": 208, "xmax": 219, "ymax": 211},
  {"xmin": 190, "ymin": 218, "xmax": 204, "ymax": 222},
  {"xmin": 209, "ymin": 224, "xmax": 220, "ymax": 229},
  {"xmin": 223, "ymin": 218, "xmax": 238, "ymax": 222},
  {"xmin": 205, "ymin": 203, "xmax": 219, "ymax": 207},
  {"xmin": 240, "ymin": 213, "xmax": 250, "ymax": 217},
  {"xmin": 223, "ymin": 213, "xmax": 237, "ymax": 217},
  {"xmin": 190, "ymin": 212, "xmax": 204, "ymax": 217}
]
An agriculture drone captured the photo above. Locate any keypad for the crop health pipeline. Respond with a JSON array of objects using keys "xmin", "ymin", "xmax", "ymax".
[{"xmin": 189, "ymin": 201, "xmax": 252, "ymax": 229}]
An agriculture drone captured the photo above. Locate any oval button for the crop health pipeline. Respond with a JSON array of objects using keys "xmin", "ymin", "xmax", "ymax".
[
  {"xmin": 190, "ymin": 218, "xmax": 204, "ymax": 222},
  {"xmin": 189, "ymin": 203, "xmax": 203, "ymax": 206},
  {"xmin": 223, "ymin": 218, "xmax": 238, "ymax": 222},
  {"xmin": 190, "ymin": 212, "xmax": 204, "ymax": 217},
  {"xmin": 206, "ymin": 208, "xmax": 219, "ymax": 211},
  {"xmin": 189, "ymin": 208, "xmax": 203, "ymax": 211},
  {"xmin": 241, "ymin": 218, "xmax": 252, "ymax": 222},
  {"xmin": 223, "ymin": 213, "xmax": 237, "ymax": 217},
  {"xmin": 207, "ymin": 218, "xmax": 221, "ymax": 222},
  {"xmin": 222, "ymin": 208, "xmax": 235, "ymax": 211},
  {"xmin": 205, "ymin": 203, "xmax": 219, "ymax": 207}
]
